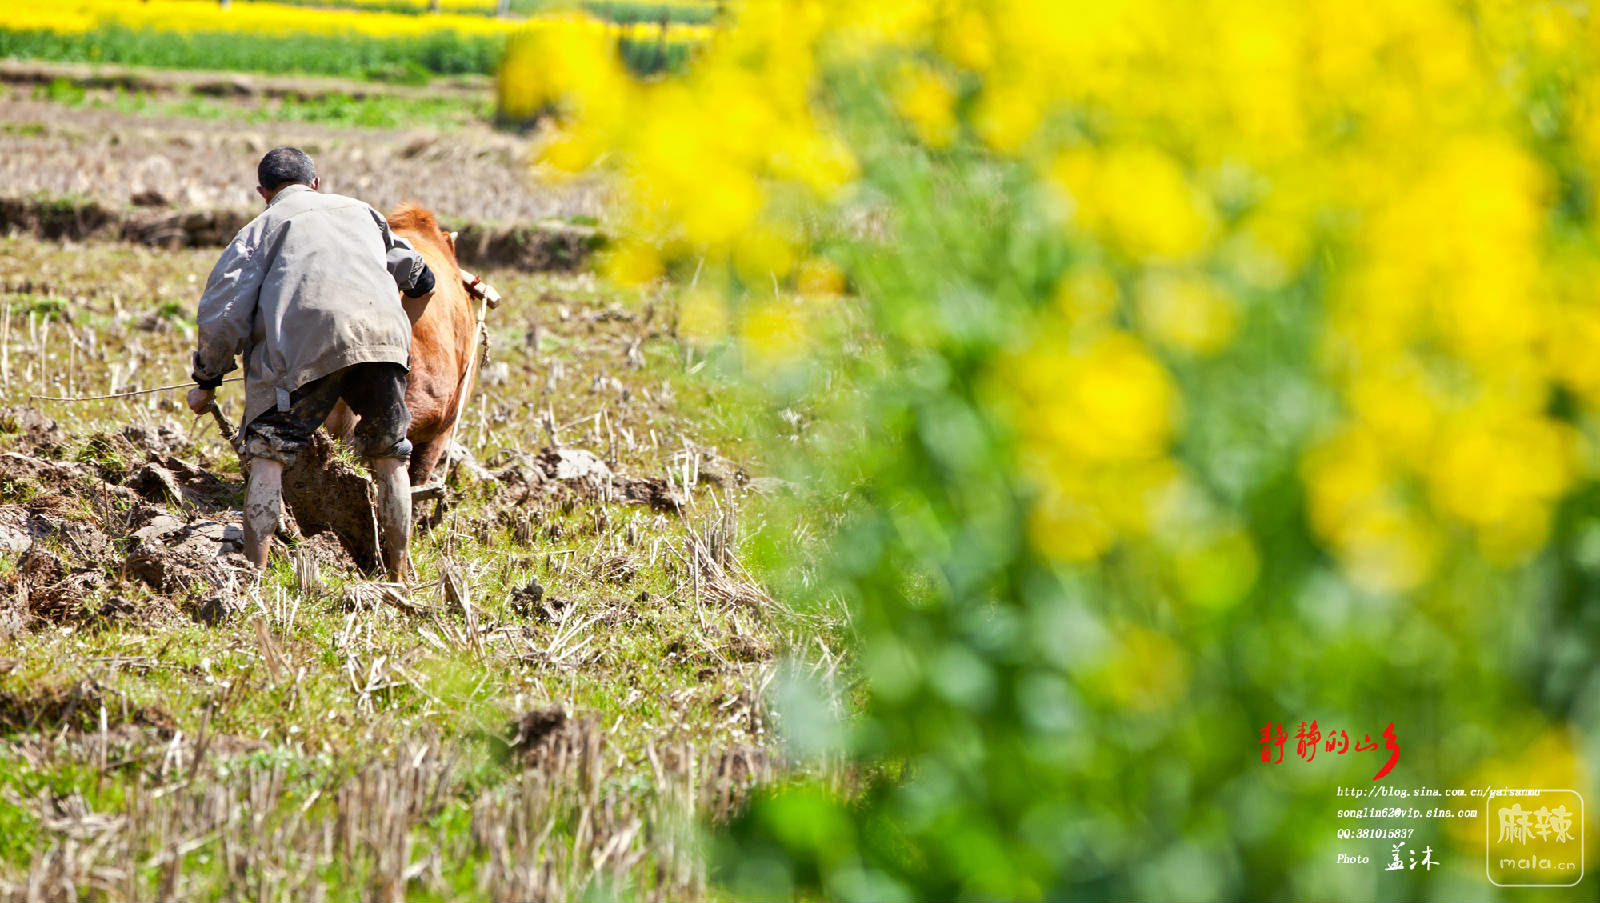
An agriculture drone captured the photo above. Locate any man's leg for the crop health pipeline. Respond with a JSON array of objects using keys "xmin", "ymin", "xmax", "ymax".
[
  {"xmin": 238, "ymin": 371, "xmax": 340, "ymax": 569},
  {"xmin": 372, "ymin": 456, "xmax": 412, "ymax": 582},
  {"xmin": 242, "ymin": 458, "xmax": 284, "ymax": 568},
  {"xmin": 345, "ymin": 363, "xmax": 416, "ymax": 583}
]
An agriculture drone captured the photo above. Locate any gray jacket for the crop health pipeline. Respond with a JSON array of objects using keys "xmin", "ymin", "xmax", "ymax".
[{"xmin": 191, "ymin": 183, "xmax": 428, "ymax": 427}]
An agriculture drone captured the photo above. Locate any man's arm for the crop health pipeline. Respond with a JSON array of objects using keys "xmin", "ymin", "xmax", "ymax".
[
  {"xmin": 188, "ymin": 232, "xmax": 264, "ymax": 411},
  {"xmin": 372, "ymin": 208, "xmax": 436, "ymax": 298}
]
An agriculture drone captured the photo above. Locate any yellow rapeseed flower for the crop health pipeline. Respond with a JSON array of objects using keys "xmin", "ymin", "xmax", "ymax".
[
  {"xmin": 500, "ymin": 0, "xmax": 1600, "ymax": 588},
  {"xmin": 937, "ymin": 7, "xmax": 994, "ymax": 73},
  {"xmin": 602, "ymin": 239, "xmax": 663, "ymax": 288},
  {"xmin": 678, "ymin": 287, "xmax": 731, "ymax": 344},
  {"xmin": 18, "ymin": 0, "xmax": 521, "ymax": 39},
  {"xmin": 1051, "ymin": 146, "xmax": 1216, "ymax": 263},
  {"xmin": 1134, "ymin": 271, "xmax": 1238, "ymax": 357},
  {"xmin": 795, "ymin": 257, "xmax": 846, "ymax": 297},
  {"xmin": 894, "ymin": 63, "xmax": 959, "ymax": 149},
  {"xmin": 739, "ymin": 298, "xmax": 811, "ymax": 368}
]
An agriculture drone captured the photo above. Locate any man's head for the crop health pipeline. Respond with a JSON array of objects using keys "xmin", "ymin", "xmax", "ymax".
[{"xmin": 256, "ymin": 147, "xmax": 319, "ymax": 203}]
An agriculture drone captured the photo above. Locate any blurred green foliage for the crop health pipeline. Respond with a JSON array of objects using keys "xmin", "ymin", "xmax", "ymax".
[
  {"xmin": 583, "ymin": 1, "xmax": 721, "ymax": 27},
  {"xmin": 513, "ymin": 3, "xmax": 1600, "ymax": 900}
]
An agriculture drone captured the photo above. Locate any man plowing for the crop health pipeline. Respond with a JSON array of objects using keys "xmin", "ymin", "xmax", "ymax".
[{"xmin": 185, "ymin": 147, "xmax": 436, "ymax": 581}]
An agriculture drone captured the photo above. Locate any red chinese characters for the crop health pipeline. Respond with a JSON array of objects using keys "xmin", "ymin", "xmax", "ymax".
[
  {"xmin": 1374, "ymin": 722, "xmax": 1399, "ymax": 780},
  {"xmin": 1259, "ymin": 720, "xmax": 1399, "ymax": 780},
  {"xmin": 1260, "ymin": 723, "xmax": 1287, "ymax": 763},
  {"xmin": 1323, "ymin": 729, "xmax": 1350, "ymax": 754}
]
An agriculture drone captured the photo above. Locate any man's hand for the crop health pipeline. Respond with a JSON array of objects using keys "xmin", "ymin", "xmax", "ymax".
[
  {"xmin": 402, "ymin": 262, "xmax": 436, "ymax": 299},
  {"xmin": 187, "ymin": 386, "xmax": 215, "ymax": 415}
]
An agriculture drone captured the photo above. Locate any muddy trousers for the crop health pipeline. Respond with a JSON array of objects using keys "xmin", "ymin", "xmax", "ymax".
[
  {"xmin": 239, "ymin": 363, "xmax": 414, "ymax": 581},
  {"xmin": 240, "ymin": 459, "xmax": 412, "ymax": 582},
  {"xmin": 371, "ymin": 459, "xmax": 412, "ymax": 582}
]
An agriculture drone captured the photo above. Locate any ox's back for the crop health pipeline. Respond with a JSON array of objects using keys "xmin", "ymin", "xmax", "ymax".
[{"xmin": 387, "ymin": 203, "xmax": 479, "ymax": 484}]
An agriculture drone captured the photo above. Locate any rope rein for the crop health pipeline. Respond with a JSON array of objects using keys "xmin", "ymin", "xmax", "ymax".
[
  {"xmin": 29, "ymin": 270, "xmax": 499, "ymax": 481},
  {"xmin": 30, "ymin": 376, "xmax": 245, "ymax": 403},
  {"xmin": 29, "ymin": 274, "xmax": 493, "ymax": 406}
]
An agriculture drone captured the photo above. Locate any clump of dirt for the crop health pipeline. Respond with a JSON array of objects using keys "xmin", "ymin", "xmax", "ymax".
[
  {"xmin": 0, "ymin": 450, "xmax": 135, "ymax": 510},
  {"xmin": 509, "ymin": 577, "xmax": 545, "ymax": 618},
  {"xmin": 0, "ymin": 406, "xmax": 64, "ymax": 452},
  {"xmin": 0, "ymin": 503, "xmax": 148, "ymax": 632},
  {"xmin": 280, "ymin": 432, "xmax": 380, "ymax": 573},
  {"xmin": 486, "ymin": 446, "xmax": 685, "ymax": 513},
  {"xmin": 16, "ymin": 547, "xmax": 111, "ymax": 625},
  {"xmin": 65, "ymin": 422, "xmax": 240, "ymax": 511},
  {"xmin": 120, "ymin": 512, "xmax": 249, "ymax": 596},
  {"xmin": 117, "ymin": 422, "xmax": 189, "ymax": 457},
  {"xmin": 125, "ymin": 456, "xmax": 239, "ymax": 510},
  {"xmin": 0, "ymin": 600, "xmax": 23, "ymax": 644},
  {"xmin": 292, "ymin": 529, "xmax": 361, "ymax": 575},
  {"xmin": 537, "ymin": 448, "xmax": 611, "ymax": 484},
  {"xmin": 688, "ymin": 450, "xmax": 747, "ymax": 488},
  {"xmin": 1, "ymin": 497, "xmax": 252, "ymax": 632},
  {"xmin": 507, "ymin": 704, "xmax": 600, "ymax": 777},
  {"xmin": 616, "ymin": 476, "xmax": 684, "ymax": 512},
  {"xmin": 189, "ymin": 583, "xmax": 245, "ymax": 626},
  {"xmin": 0, "ymin": 420, "xmax": 251, "ymax": 633},
  {"xmin": 509, "ymin": 705, "xmax": 569, "ymax": 750}
]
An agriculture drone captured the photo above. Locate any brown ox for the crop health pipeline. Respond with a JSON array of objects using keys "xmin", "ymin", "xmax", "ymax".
[{"xmin": 325, "ymin": 203, "xmax": 481, "ymax": 486}]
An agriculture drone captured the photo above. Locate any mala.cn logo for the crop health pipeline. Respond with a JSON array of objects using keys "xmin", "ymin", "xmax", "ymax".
[{"xmin": 1485, "ymin": 789, "xmax": 1583, "ymax": 887}]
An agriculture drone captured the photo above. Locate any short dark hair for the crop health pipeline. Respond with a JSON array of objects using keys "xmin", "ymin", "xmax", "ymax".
[{"xmin": 257, "ymin": 147, "xmax": 316, "ymax": 191}]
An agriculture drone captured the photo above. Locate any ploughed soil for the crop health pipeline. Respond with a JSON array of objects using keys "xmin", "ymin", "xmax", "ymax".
[{"xmin": 0, "ymin": 406, "xmax": 694, "ymax": 639}]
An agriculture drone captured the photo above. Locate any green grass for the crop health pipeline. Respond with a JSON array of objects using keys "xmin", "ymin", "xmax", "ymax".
[
  {"xmin": 66, "ymin": 84, "xmax": 495, "ymax": 129},
  {"xmin": 38, "ymin": 75, "xmax": 87, "ymax": 105},
  {"xmin": 2, "ymin": 16, "xmax": 705, "ymax": 85},
  {"xmin": 18, "ymin": 295, "xmax": 68, "ymax": 319},
  {"xmin": 0, "ymin": 24, "xmax": 503, "ymax": 80},
  {"xmin": 26, "ymin": 72, "xmax": 494, "ymax": 129}
]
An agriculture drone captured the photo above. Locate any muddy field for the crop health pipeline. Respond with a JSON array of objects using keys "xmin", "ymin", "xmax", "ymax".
[
  {"xmin": 0, "ymin": 64, "xmax": 608, "ymax": 271},
  {"xmin": 0, "ymin": 70, "xmax": 830, "ymax": 901},
  {"xmin": 0, "ymin": 62, "xmax": 604, "ymax": 224}
]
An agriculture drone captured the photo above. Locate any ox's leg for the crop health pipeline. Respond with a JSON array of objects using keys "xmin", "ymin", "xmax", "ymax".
[
  {"xmin": 323, "ymin": 400, "xmax": 358, "ymax": 447},
  {"xmin": 408, "ymin": 433, "xmax": 454, "ymax": 488}
]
